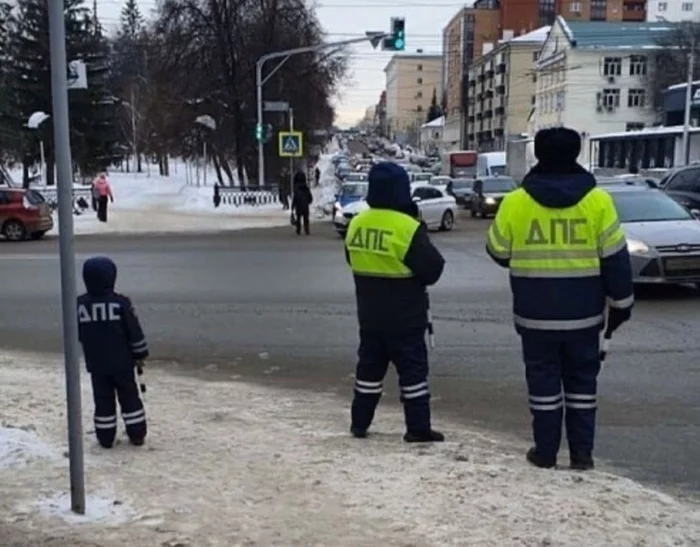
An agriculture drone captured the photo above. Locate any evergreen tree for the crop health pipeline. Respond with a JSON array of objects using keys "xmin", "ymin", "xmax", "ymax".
[
  {"xmin": 8, "ymin": 0, "xmax": 119, "ymax": 184},
  {"xmin": 426, "ymin": 88, "xmax": 442, "ymax": 123},
  {"xmin": 0, "ymin": 1, "xmax": 17, "ymax": 163},
  {"xmin": 120, "ymin": 0, "xmax": 144, "ymax": 40}
]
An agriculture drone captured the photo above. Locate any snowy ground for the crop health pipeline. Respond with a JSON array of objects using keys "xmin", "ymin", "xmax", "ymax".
[
  {"xmin": 1, "ymin": 351, "xmax": 700, "ymax": 546},
  {"xmin": 12, "ymin": 157, "xmax": 338, "ymax": 236}
]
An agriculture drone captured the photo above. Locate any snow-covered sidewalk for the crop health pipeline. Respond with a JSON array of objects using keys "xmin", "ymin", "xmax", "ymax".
[{"xmin": 2, "ymin": 351, "xmax": 699, "ymax": 546}]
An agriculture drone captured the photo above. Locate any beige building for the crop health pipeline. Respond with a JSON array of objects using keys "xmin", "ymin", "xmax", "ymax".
[
  {"xmin": 384, "ymin": 52, "xmax": 442, "ymax": 144},
  {"xmin": 466, "ymin": 26, "xmax": 549, "ymax": 151}
]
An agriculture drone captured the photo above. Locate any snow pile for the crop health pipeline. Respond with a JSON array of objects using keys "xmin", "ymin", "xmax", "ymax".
[
  {"xmin": 314, "ymin": 154, "xmax": 340, "ymax": 216},
  {"xmin": 1, "ymin": 351, "xmax": 700, "ymax": 546},
  {"xmin": 0, "ymin": 426, "xmax": 57, "ymax": 469}
]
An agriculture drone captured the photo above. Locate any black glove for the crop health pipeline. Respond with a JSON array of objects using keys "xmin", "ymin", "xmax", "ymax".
[{"xmin": 605, "ymin": 307, "xmax": 631, "ymax": 336}]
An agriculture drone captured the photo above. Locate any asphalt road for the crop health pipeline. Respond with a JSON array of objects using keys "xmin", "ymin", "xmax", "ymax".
[{"xmin": 1, "ymin": 215, "xmax": 700, "ymax": 499}]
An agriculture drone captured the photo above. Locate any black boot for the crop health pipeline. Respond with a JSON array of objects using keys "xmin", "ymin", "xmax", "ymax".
[
  {"xmin": 403, "ymin": 430, "xmax": 445, "ymax": 443},
  {"xmin": 129, "ymin": 437, "xmax": 145, "ymax": 446},
  {"xmin": 526, "ymin": 446, "xmax": 556, "ymax": 469},
  {"xmin": 570, "ymin": 452, "xmax": 594, "ymax": 470},
  {"xmin": 350, "ymin": 426, "xmax": 368, "ymax": 438}
]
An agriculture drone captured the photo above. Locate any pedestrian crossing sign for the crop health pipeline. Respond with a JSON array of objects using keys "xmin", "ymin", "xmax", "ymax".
[{"xmin": 278, "ymin": 131, "xmax": 303, "ymax": 158}]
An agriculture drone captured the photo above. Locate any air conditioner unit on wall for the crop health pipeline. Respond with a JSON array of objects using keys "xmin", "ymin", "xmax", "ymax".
[
  {"xmin": 606, "ymin": 105, "xmax": 614, "ymax": 112},
  {"xmin": 607, "ymin": 76, "xmax": 615, "ymax": 84}
]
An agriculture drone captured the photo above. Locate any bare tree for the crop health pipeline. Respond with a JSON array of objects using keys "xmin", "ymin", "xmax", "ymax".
[{"xmin": 652, "ymin": 22, "xmax": 700, "ymax": 115}]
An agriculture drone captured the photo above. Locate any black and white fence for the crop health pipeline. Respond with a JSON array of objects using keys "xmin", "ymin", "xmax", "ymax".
[
  {"xmin": 216, "ymin": 187, "xmax": 279, "ymax": 207},
  {"xmin": 36, "ymin": 186, "xmax": 93, "ymax": 212}
]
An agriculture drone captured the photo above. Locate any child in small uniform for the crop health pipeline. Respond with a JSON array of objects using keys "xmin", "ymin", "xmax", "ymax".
[{"xmin": 77, "ymin": 256, "xmax": 149, "ymax": 448}]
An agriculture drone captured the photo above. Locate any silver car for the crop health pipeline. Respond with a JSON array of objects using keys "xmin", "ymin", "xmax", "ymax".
[{"xmin": 608, "ymin": 186, "xmax": 700, "ymax": 285}]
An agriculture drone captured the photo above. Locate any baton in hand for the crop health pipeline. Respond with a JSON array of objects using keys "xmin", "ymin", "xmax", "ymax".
[
  {"xmin": 426, "ymin": 291, "xmax": 435, "ymax": 349},
  {"xmin": 135, "ymin": 361, "xmax": 147, "ymax": 397}
]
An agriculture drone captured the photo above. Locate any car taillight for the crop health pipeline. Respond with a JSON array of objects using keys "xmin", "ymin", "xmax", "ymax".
[{"xmin": 22, "ymin": 196, "xmax": 37, "ymax": 210}]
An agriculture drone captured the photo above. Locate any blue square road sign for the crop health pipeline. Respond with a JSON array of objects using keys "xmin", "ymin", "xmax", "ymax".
[{"xmin": 278, "ymin": 131, "xmax": 303, "ymax": 158}]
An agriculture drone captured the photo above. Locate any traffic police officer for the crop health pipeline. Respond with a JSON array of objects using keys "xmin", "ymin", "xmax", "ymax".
[
  {"xmin": 486, "ymin": 127, "xmax": 634, "ymax": 470},
  {"xmin": 78, "ymin": 256, "xmax": 150, "ymax": 448},
  {"xmin": 345, "ymin": 162, "xmax": 446, "ymax": 442}
]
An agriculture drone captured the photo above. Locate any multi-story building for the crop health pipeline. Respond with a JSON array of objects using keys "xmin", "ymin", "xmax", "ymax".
[
  {"xmin": 466, "ymin": 26, "xmax": 549, "ymax": 151},
  {"xmin": 534, "ymin": 16, "xmax": 670, "ymax": 165},
  {"xmin": 647, "ymin": 0, "xmax": 699, "ymax": 22},
  {"xmin": 441, "ymin": 0, "xmax": 647, "ymax": 149},
  {"xmin": 384, "ymin": 52, "xmax": 442, "ymax": 144},
  {"xmin": 375, "ymin": 91, "xmax": 387, "ymax": 136}
]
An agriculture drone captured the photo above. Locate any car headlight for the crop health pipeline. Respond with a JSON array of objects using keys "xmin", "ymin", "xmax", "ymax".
[
  {"xmin": 484, "ymin": 197, "xmax": 496, "ymax": 205},
  {"xmin": 627, "ymin": 239, "xmax": 649, "ymax": 255}
]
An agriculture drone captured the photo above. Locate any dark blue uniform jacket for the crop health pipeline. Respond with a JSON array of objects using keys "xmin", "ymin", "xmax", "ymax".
[
  {"xmin": 77, "ymin": 257, "xmax": 149, "ymax": 374},
  {"xmin": 486, "ymin": 165, "xmax": 633, "ymax": 340}
]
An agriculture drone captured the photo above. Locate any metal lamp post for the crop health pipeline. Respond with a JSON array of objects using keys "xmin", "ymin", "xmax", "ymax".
[{"xmin": 27, "ymin": 111, "xmax": 50, "ymax": 185}]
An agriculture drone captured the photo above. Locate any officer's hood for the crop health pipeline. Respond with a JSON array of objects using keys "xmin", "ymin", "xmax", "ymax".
[
  {"xmin": 366, "ymin": 162, "xmax": 414, "ymax": 215},
  {"xmin": 82, "ymin": 256, "xmax": 117, "ymax": 296},
  {"xmin": 521, "ymin": 163, "xmax": 596, "ymax": 209}
]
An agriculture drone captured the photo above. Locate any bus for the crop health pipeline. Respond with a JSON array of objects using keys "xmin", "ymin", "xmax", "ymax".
[{"xmin": 441, "ymin": 150, "xmax": 478, "ymax": 178}]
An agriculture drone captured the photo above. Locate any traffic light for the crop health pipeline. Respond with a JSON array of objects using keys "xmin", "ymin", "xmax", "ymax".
[
  {"xmin": 391, "ymin": 17, "xmax": 405, "ymax": 51},
  {"xmin": 255, "ymin": 123, "xmax": 263, "ymax": 142}
]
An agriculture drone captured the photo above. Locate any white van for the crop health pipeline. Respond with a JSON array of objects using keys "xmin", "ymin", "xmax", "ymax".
[{"xmin": 477, "ymin": 152, "xmax": 506, "ymax": 177}]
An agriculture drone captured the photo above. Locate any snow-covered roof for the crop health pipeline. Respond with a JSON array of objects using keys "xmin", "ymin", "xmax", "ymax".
[
  {"xmin": 510, "ymin": 26, "xmax": 550, "ymax": 43},
  {"xmin": 421, "ymin": 116, "xmax": 444, "ymax": 129},
  {"xmin": 556, "ymin": 16, "xmax": 673, "ymax": 50},
  {"xmin": 590, "ymin": 125, "xmax": 700, "ymax": 140}
]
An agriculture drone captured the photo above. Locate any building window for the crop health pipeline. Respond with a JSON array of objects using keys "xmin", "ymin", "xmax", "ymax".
[
  {"xmin": 590, "ymin": 0, "xmax": 606, "ymax": 20},
  {"xmin": 600, "ymin": 88, "xmax": 621, "ymax": 108},
  {"xmin": 570, "ymin": 1, "xmax": 581, "ymax": 12},
  {"xmin": 556, "ymin": 91, "xmax": 565, "ymax": 111},
  {"xmin": 416, "ymin": 91, "xmax": 423, "ymax": 99},
  {"xmin": 626, "ymin": 122, "xmax": 645, "ymax": 131},
  {"xmin": 533, "ymin": 51, "xmax": 540, "ymax": 62},
  {"xmin": 628, "ymin": 89, "xmax": 646, "ymax": 107},
  {"xmin": 416, "ymin": 105, "xmax": 423, "ymax": 112},
  {"xmin": 682, "ymin": 3, "xmax": 693, "ymax": 12},
  {"xmin": 417, "ymin": 64, "xmax": 423, "ymax": 71},
  {"xmin": 629, "ymin": 55, "xmax": 647, "ymax": 76},
  {"xmin": 657, "ymin": 1, "xmax": 667, "ymax": 10},
  {"xmin": 539, "ymin": 0, "xmax": 556, "ymax": 26},
  {"xmin": 417, "ymin": 78, "xmax": 423, "ymax": 84},
  {"xmin": 602, "ymin": 57, "xmax": 622, "ymax": 76}
]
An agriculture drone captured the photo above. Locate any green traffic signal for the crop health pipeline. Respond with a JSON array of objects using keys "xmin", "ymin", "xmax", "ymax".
[
  {"xmin": 255, "ymin": 123, "xmax": 263, "ymax": 141},
  {"xmin": 392, "ymin": 18, "xmax": 405, "ymax": 51}
]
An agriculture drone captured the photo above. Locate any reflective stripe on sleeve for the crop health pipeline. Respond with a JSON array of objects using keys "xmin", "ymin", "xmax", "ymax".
[
  {"xmin": 599, "ymin": 236, "xmax": 627, "ymax": 258},
  {"xmin": 131, "ymin": 339, "xmax": 148, "ymax": 352},
  {"xmin": 514, "ymin": 313, "xmax": 604, "ymax": 330},
  {"xmin": 597, "ymin": 219, "xmax": 621, "ymax": 246}
]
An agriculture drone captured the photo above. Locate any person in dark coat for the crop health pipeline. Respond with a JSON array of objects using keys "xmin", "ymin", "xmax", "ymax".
[
  {"xmin": 77, "ymin": 256, "xmax": 149, "ymax": 448},
  {"xmin": 344, "ymin": 162, "xmax": 446, "ymax": 442},
  {"xmin": 291, "ymin": 171, "xmax": 313, "ymax": 235},
  {"xmin": 279, "ymin": 167, "xmax": 290, "ymax": 210}
]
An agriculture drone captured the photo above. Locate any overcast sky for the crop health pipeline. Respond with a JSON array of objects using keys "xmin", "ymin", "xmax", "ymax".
[{"xmin": 97, "ymin": 0, "xmax": 463, "ymax": 128}]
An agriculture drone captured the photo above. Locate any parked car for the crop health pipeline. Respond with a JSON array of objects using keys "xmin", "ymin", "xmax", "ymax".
[
  {"xmin": 0, "ymin": 187, "xmax": 53, "ymax": 241},
  {"xmin": 410, "ymin": 172, "xmax": 433, "ymax": 184},
  {"xmin": 446, "ymin": 178, "xmax": 474, "ymax": 207},
  {"xmin": 429, "ymin": 176, "xmax": 452, "ymax": 186},
  {"xmin": 607, "ymin": 185, "xmax": 700, "ymax": 286},
  {"xmin": 333, "ymin": 184, "xmax": 456, "ymax": 236},
  {"xmin": 661, "ymin": 164, "xmax": 700, "ymax": 210},
  {"xmin": 469, "ymin": 176, "xmax": 517, "ymax": 218},
  {"xmin": 595, "ymin": 175, "xmax": 659, "ymax": 188}
]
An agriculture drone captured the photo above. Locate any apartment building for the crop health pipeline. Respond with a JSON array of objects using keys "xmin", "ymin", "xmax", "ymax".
[
  {"xmin": 466, "ymin": 26, "xmax": 549, "ymax": 151},
  {"xmin": 647, "ymin": 0, "xmax": 699, "ymax": 22},
  {"xmin": 534, "ymin": 16, "xmax": 670, "ymax": 165},
  {"xmin": 441, "ymin": 0, "xmax": 647, "ymax": 149},
  {"xmin": 384, "ymin": 52, "xmax": 442, "ymax": 144}
]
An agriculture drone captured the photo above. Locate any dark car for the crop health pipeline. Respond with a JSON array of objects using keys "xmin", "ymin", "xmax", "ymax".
[
  {"xmin": 661, "ymin": 165, "xmax": 700, "ymax": 210},
  {"xmin": 469, "ymin": 176, "xmax": 517, "ymax": 218}
]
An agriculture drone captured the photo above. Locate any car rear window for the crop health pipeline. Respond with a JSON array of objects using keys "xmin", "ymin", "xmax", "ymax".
[{"xmin": 25, "ymin": 190, "xmax": 45, "ymax": 205}]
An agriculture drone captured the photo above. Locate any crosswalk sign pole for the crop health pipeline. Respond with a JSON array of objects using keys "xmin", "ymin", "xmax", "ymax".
[{"xmin": 289, "ymin": 108, "xmax": 294, "ymax": 203}]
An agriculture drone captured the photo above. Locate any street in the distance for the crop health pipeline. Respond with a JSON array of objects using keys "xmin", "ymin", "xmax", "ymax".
[{"xmin": 2, "ymin": 219, "xmax": 700, "ymax": 496}]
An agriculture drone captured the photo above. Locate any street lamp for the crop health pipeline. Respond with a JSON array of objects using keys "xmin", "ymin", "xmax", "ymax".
[
  {"xmin": 27, "ymin": 111, "xmax": 50, "ymax": 185},
  {"xmin": 195, "ymin": 115, "xmax": 217, "ymax": 187}
]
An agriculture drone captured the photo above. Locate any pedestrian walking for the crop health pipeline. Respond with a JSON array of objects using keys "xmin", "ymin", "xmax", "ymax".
[
  {"xmin": 291, "ymin": 171, "xmax": 313, "ymax": 235},
  {"xmin": 344, "ymin": 162, "xmax": 445, "ymax": 443},
  {"xmin": 92, "ymin": 172, "xmax": 114, "ymax": 223},
  {"xmin": 485, "ymin": 127, "xmax": 634, "ymax": 470}
]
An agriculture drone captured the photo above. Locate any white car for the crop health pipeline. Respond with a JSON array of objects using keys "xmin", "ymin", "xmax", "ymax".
[{"xmin": 333, "ymin": 184, "xmax": 456, "ymax": 235}]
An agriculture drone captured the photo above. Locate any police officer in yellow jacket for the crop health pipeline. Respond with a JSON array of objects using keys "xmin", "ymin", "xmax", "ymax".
[
  {"xmin": 345, "ymin": 162, "xmax": 445, "ymax": 442},
  {"xmin": 486, "ymin": 127, "xmax": 633, "ymax": 470}
]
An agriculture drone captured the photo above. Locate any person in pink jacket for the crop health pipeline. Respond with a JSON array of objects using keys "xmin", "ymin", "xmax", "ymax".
[{"xmin": 92, "ymin": 172, "xmax": 114, "ymax": 223}]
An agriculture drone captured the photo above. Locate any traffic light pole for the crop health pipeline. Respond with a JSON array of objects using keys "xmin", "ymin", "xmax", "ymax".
[{"xmin": 256, "ymin": 33, "xmax": 387, "ymax": 187}]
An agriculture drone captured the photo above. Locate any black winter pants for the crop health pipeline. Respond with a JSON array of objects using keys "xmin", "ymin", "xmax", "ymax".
[
  {"xmin": 295, "ymin": 209, "xmax": 310, "ymax": 234},
  {"xmin": 97, "ymin": 196, "xmax": 108, "ymax": 222},
  {"xmin": 351, "ymin": 328, "xmax": 431, "ymax": 434},
  {"xmin": 91, "ymin": 371, "xmax": 146, "ymax": 447}
]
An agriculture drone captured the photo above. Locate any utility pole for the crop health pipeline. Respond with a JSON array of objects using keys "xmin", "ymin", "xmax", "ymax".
[
  {"xmin": 130, "ymin": 86, "xmax": 137, "ymax": 173},
  {"xmin": 289, "ymin": 107, "xmax": 294, "ymax": 196},
  {"xmin": 256, "ymin": 32, "xmax": 387, "ymax": 187},
  {"xmin": 683, "ymin": 37, "xmax": 695, "ymax": 166},
  {"xmin": 48, "ymin": 0, "xmax": 85, "ymax": 515}
]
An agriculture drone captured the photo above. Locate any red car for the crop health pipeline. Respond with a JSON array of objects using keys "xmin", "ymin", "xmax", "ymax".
[{"xmin": 0, "ymin": 188, "xmax": 54, "ymax": 241}]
